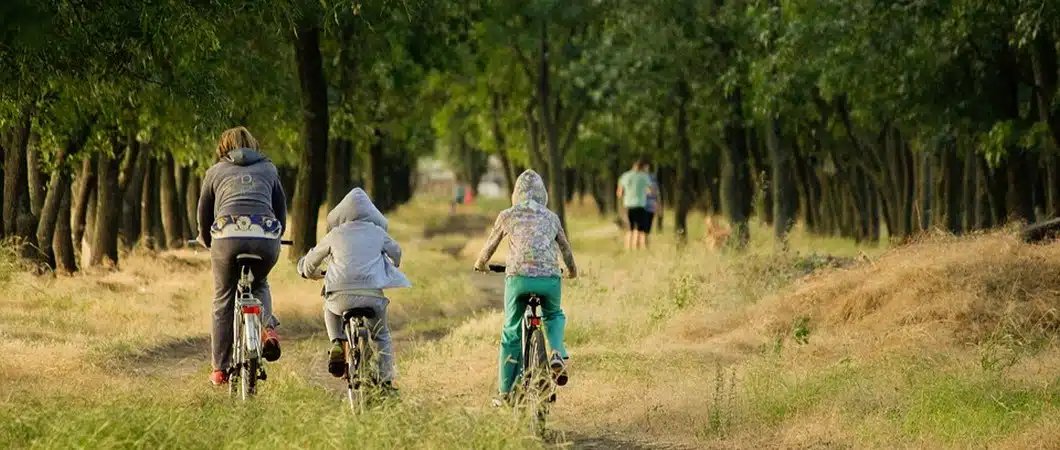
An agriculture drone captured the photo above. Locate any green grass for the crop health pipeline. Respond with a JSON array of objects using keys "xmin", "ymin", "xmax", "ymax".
[
  {"xmin": 0, "ymin": 382, "xmax": 539, "ymax": 450},
  {"xmin": 8, "ymin": 194, "xmax": 1060, "ymax": 449}
]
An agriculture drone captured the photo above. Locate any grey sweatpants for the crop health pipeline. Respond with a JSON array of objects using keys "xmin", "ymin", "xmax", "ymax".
[
  {"xmin": 210, "ymin": 238, "xmax": 281, "ymax": 371},
  {"xmin": 325, "ymin": 294, "xmax": 395, "ymax": 381}
]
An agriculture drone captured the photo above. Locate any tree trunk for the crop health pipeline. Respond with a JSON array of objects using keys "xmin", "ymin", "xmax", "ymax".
[
  {"xmin": 89, "ymin": 135, "xmax": 125, "ymax": 268},
  {"xmin": 491, "ymin": 91, "xmax": 516, "ymax": 195},
  {"xmin": 747, "ymin": 126, "xmax": 771, "ymax": 224},
  {"xmin": 767, "ymin": 118, "xmax": 795, "ymax": 248},
  {"xmin": 793, "ymin": 141, "xmax": 819, "ymax": 233},
  {"xmin": 589, "ymin": 170, "xmax": 607, "ymax": 216},
  {"xmin": 186, "ymin": 172, "xmax": 200, "ymax": 240},
  {"xmin": 4, "ymin": 105, "xmax": 33, "ymax": 240},
  {"xmin": 118, "ymin": 134, "xmax": 141, "ymax": 193},
  {"xmin": 1046, "ymin": 152, "xmax": 1060, "ymax": 219},
  {"xmin": 722, "ymin": 87, "xmax": 753, "ymax": 248},
  {"xmin": 942, "ymin": 147, "xmax": 962, "ymax": 233},
  {"xmin": 290, "ymin": 24, "xmax": 330, "ymax": 260},
  {"xmin": 327, "ymin": 138, "xmax": 351, "ymax": 210},
  {"xmin": 26, "ymin": 137, "xmax": 45, "ymax": 218},
  {"xmin": 120, "ymin": 143, "xmax": 149, "ymax": 249},
  {"xmin": 140, "ymin": 158, "xmax": 157, "ymax": 250},
  {"xmin": 986, "ymin": 163, "xmax": 1008, "ymax": 226},
  {"xmin": 35, "ymin": 123, "xmax": 92, "ymax": 269},
  {"xmin": 525, "ymin": 103, "xmax": 548, "ymax": 183},
  {"xmin": 564, "ymin": 169, "xmax": 577, "ymax": 204},
  {"xmin": 175, "ymin": 164, "xmax": 194, "ymax": 239},
  {"xmin": 535, "ymin": 21, "xmax": 568, "ymax": 229},
  {"xmin": 1007, "ymin": 150, "xmax": 1037, "ymax": 224},
  {"xmin": 160, "ymin": 153, "xmax": 183, "ymax": 249},
  {"xmin": 150, "ymin": 162, "xmax": 167, "ymax": 250},
  {"xmin": 497, "ymin": 148, "xmax": 516, "ymax": 196},
  {"xmin": 72, "ymin": 155, "xmax": 97, "ymax": 259},
  {"xmin": 918, "ymin": 150, "xmax": 933, "ymax": 232},
  {"xmin": 962, "ymin": 151, "xmax": 979, "ymax": 231},
  {"xmin": 366, "ymin": 129, "xmax": 389, "ymax": 212},
  {"xmin": 82, "ymin": 176, "xmax": 98, "ymax": 266},
  {"xmin": 54, "ymin": 184, "xmax": 76, "ymax": 273},
  {"xmin": 1031, "ymin": 32, "xmax": 1060, "ymax": 150},
  {"xmin": 674, "ymin": 80, "xmax": 692, "ymax": 243},
  {"xmin": 978, "ymin": 159, "xmax": 996, "ymax": 229},
  {"xmin": 278, "ymin": 166, "xmax": 297, "ymax": 208},
  {"xmin": 867, "ymin": 177, "xmax": 881, "ymax": 242}
]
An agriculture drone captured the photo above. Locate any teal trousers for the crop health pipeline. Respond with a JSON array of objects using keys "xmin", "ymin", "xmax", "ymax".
[{"xmin": 498, "ymin": 275, "xmax": 567, "ymax": 394}]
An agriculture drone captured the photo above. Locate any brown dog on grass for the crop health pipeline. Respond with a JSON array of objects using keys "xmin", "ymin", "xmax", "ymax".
[{"xmin": 704, "ymin": 216, "xmax": 731, "ymax": 250}]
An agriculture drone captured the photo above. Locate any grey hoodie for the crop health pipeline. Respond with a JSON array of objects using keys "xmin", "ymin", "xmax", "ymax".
[
  {"xmin": 297, "ymin": 188, "xmax": 412, "ymax": 293},
  {"xmin": 197, "ymin": 148, "xmax": 287, "ymax": 247},
  {"xmin": 474, "ymin": 170, "xmax": 577, "ymax": 278}
]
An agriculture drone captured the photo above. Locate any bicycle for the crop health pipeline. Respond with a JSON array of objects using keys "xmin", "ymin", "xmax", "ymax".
[
  {"xmin": 188, "ymin": 238, "xmax": 292, "ymax": 400},
  {"xmin": 341, "ymin": 303, "xmax": 382, "ymax": 413},
  {"xmin": 480, "ymin": 263, "xmax": 560, "ymax": 436},
  {"xmin": 302, "ymin": 269, "xmax": 387, "ymax": 413}
]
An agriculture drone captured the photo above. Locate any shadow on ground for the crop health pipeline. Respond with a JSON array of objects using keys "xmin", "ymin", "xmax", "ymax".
[{"xmin": 553, "ymin": 431, "xmax": 691, "ymax": 450}]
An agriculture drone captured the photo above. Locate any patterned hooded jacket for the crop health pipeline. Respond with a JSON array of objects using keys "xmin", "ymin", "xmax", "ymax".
[{"xmin": 474, "ymin": 170, "xmax": 577, "ymax": 278}]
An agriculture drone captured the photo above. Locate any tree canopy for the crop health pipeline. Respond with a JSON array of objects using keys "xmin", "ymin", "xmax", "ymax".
[{"xmin": 3, "ymin": 0, "xmax": 1060, "ymax": 272}]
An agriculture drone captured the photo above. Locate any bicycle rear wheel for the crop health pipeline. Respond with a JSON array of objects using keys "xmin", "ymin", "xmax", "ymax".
[
  {"xmin": 242, "ymin": 356, "xmax": 258, "ymax": 400},
  {"xmin": 344, "ymin": 321, "xmax": 358, "ymax": 411},
  {"xmin": 229, "ymin": 308, "xmax": 242, "ymax": 396},
  {"xmin": 354, "ymin": 328, "xmax": 372, "ymax": 413},
  {"xmin": 525, "ymin": 328, "xmax": 550, "ymax": 436}
]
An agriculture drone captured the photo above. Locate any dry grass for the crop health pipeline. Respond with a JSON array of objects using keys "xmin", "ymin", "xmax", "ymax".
[{"xmin": 5, "ymin": 193, "xmax": 1060, "ymax": 449}]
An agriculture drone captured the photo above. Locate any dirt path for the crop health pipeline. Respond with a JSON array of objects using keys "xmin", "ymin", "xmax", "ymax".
[{"xmin": 122, "ymin": 214, "xmax": 672, "ymax": 449}]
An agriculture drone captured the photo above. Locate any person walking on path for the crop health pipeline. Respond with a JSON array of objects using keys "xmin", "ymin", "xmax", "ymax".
[
  {"xmin": 616, "ymin": 160, "xmax": 653, "ymax": 250},
  {"xmin": 642, "ymin": 162, "xmax": 661, "ymax": 245}
]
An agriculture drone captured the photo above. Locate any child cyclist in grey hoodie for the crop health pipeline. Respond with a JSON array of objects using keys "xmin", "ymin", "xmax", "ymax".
[
  {"xmin": 474, "ymin": 169, "xmax": 578, "ymax": 407},
  {"xmin": 297, "ymin": 188, "xmax": 411, "ymax": 388}
]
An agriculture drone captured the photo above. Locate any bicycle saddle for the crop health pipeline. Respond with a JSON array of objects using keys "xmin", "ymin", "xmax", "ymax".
[
  {"xmin": 517, "ymin": 293, "xmax": 543, "ymax": 305},
  {"xmin": 343, "ymin": 307, "xmax": 376, "ymax": 320},
  {"xmin": 236, "ymin": 253, "xmax": 263, "ymax": 262}
]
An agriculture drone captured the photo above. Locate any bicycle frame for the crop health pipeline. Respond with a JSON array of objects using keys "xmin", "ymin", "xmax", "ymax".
[
  {"xmin": 229, "ymin": 262, "xmax": 265, "ymax": 398},
  {"xmin": 236, "ymin": 264, "xmax": 263, "ymax": 360},
  {"xmin": 521, "ymin": 295, "xmax": 543, "ymax": 377}
]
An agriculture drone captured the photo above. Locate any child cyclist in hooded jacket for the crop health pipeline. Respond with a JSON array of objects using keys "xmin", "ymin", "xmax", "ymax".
[
  {"xmin": 297, "ymin": 188, "xmax": 411, "ymax": 389},
  {"xmin": 473, "ymin": 169, "xmax": 578, "ymax": 406}
]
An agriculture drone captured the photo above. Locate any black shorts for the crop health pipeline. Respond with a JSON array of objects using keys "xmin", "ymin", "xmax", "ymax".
[
  {"xmin": 627, "ymin": 207, "xmax": 651, "ymax": 232},
  {"xmin": 644, "ymin": 212, "xmax": 655, "ymax": 234}
]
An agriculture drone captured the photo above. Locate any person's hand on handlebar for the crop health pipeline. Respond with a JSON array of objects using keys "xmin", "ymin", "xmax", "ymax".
[
  {"xmin": 473, "ymin": 261, "xmax": 489, "ymax": 273},
  {"xmin": 564, "ymin": 267, "xmax": 577, "ymax": 279}
]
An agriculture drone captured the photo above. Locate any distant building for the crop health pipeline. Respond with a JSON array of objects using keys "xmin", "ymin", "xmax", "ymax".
[{"xmin": 416, "ymin": 155, "xmax": 508, "ymax": 198}]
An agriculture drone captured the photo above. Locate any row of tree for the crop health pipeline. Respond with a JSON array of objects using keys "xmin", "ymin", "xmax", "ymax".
[
  {"xmin": 0, "ymin": 1, "xmax": 444, "ymax": 272},
  {"xmin": 430, "ymin": 0, "xmax": 1060, "ymax": 249},
  {"xmin": 5, "ymin": 0, "xmax": 1060, "ymax": 275}
]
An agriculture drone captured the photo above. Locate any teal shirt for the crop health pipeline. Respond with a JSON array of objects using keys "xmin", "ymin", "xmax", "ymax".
[{"xmin": 619, "ymin": 170, "xmax": 651, "ymax": 208}]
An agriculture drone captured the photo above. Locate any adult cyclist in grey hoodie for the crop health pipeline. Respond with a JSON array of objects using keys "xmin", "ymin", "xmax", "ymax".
[
  {"xmin": 297, "ymin": 188, "xmax": 411, "ymax": 390},
  {"xmin": 196, "ymin": 127, "xmax": 287, "ymax": 386}
]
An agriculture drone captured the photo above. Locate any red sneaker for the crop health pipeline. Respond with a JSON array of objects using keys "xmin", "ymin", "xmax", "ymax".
[
  {"xmin": 210, "ymin": 370, "xmax": 228, "ymax": 386},
  {"xmin": 262, "ymin": 328, "xmax": 281, "ymax": 362}
]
